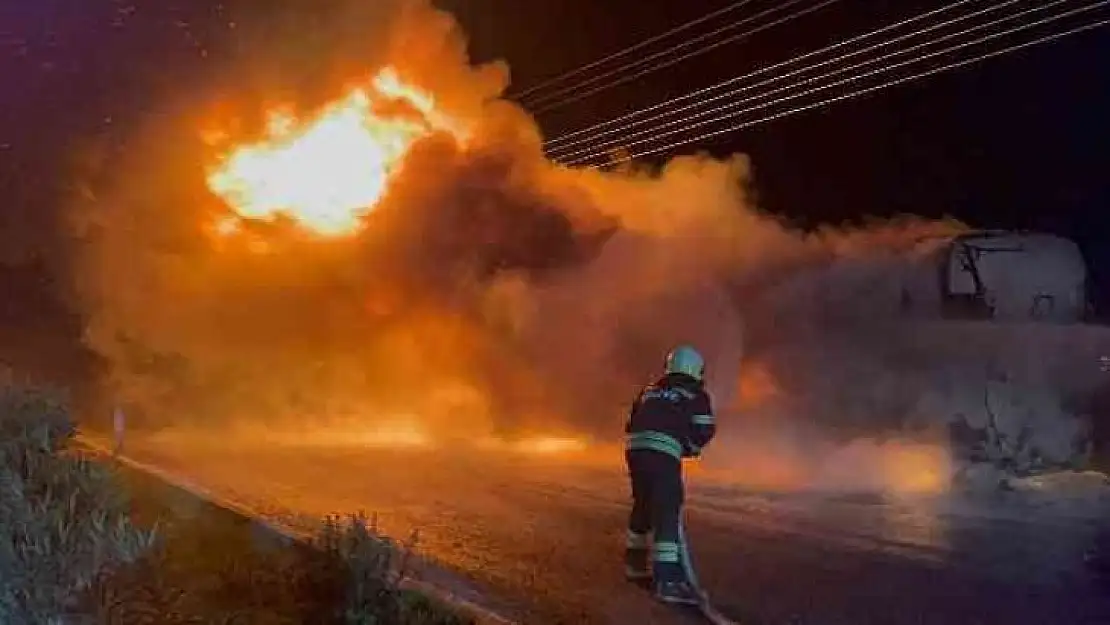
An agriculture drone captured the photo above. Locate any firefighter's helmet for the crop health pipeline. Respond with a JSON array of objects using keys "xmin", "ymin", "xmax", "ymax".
[{"xmin": 664, "ymin": 345, "xmax": 705, "ymax": 381}]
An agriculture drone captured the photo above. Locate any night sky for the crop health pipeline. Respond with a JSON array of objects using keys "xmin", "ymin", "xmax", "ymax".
[
  {"xmin": 1, "ymin": 0, "xmax": 1108, "ymax": 315},
  {"xmin": 442, "ymin": 0, "xmax": 1109, "ymax": 227}
]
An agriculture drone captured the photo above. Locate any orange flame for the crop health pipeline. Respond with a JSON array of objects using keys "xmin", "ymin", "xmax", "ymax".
[
  {"xmin": 205, "ymin": 68, "xmax": 461, "ymax": 236},
  {"xmin": 474, "ymin": 435, "xmax": 590, "ymax": 456}
]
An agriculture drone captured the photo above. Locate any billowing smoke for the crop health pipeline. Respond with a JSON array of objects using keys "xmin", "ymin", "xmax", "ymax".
[{"xmin": 64, "ymin": 0, "xmax": 1108, "ymax": 493}]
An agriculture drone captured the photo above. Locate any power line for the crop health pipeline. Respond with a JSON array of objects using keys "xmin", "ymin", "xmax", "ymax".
[
  {"xmin": 549, "ymin": 0, "xmax": 1040, "ymax": 161},
  {"xmin": 563, "ymin": 2, "xmax": 1101, "ymax": 166},
  {"xmin": 507, "ymin": 0, "xmax": 760, "ymax": 101},
  {"xmin": 525, "ymin": 0, "xmax": 841, "ymax": 113},
  {"xmin": 544, "ymin": 0, "xmax": 986, "ymax": 148},
  {"xmin": 566, "ymin": 6, "xmax": 1108, "ymax": 167},
  {"xmin": 527, "ymin": 0, "xmax": 832, "ymax": 110},
  {"xmin": 562, "ymin": 0, "xmax": 1107, "ymax": 167},
  {"xmin": 545, "ymin": 0, "xmax": 988, "ymax": 152}
]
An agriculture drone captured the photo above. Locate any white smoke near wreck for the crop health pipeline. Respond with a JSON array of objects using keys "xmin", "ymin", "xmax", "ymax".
[{"xmin": 65, "ymin": 0, "xmax": 1109, "ymax": 494}]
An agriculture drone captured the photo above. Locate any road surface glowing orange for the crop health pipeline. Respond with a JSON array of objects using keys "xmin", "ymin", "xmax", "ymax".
[{"xmin": 205, "ymin": 68, "xmax": 460, "ymax": 236}]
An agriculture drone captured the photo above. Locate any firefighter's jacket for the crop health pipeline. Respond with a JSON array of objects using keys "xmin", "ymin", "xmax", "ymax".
[{"xmin": 624, "ymin": 372, "xmax": 716, "ymax": 460}]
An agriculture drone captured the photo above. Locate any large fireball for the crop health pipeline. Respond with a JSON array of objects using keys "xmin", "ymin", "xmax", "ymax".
[{"xmin": 204, "ymin": 68, "xmax": 462, "ymax": 236}]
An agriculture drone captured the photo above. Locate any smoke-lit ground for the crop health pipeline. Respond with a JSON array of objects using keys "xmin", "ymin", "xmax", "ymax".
[{"xmin": 66, "ymin": 0, "xmax": 1109, "ymax": 497}]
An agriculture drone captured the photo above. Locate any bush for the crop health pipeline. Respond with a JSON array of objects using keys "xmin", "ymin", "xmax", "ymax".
[
  {"xmin": 88, "ymin": 506, "xmax": 473, "ymax": 624},
  {"xmin": 307, "ymin": 513, "xmax": 470, "ymax": 625},
  {"xmin": 0, "ymin": 386, "xmax": 158, "ymax": 625}
]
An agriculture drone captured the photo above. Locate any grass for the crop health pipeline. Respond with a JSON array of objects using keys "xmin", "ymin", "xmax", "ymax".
[{"xmin": 0, "ymin": 385, "xmax": 472, "ymax": 625}]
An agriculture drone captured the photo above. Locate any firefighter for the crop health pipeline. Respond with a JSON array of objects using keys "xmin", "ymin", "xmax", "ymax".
[{"xmin": 623, "ymin": 344, "xmax": 716, "ymax": 605}]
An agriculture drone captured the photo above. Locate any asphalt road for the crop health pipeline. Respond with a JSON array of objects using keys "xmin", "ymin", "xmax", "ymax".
[{"xmin": 111, "ymin": 435, "xmax": 1110, "ymax": 625}]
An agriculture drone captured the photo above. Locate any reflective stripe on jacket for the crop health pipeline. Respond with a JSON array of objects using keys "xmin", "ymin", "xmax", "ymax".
[
  {"xmin": 625, "ymin": 429, "xmax": 684, "ymax": 459},
  {"xmin": 625, "ymin": 372, "xmax": 716, "ymax": 460}
]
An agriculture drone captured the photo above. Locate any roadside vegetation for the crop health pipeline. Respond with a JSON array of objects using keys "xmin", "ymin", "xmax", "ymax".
[{"xmin": 0, "ymin": 385, "xmax": 470, "ymax": 625}]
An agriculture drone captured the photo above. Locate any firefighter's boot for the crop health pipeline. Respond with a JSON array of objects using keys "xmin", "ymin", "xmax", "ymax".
[
  {"xmin": 653, "ymin": 579, "xmax": 702, "ymax": 606},
  {"xmin": 651, "ymin": 542, "xmax": 701, "ymax": 606}
]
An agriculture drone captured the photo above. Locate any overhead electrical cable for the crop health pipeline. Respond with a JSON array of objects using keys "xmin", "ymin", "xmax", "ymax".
[
  {"xmin": 525, "ymin": 0, "xmax": 842, "ymax": 114},
  {"xmin": 560, "ymin": 1, "xmax": 1107, "ymax": 167},
  {"xmin": 508, "ymin": 0, "xmax": 760, "ymax": 101},
  {"xmin": 545, "ymin": 0, "xmax": 1001, "ymax": 155}
]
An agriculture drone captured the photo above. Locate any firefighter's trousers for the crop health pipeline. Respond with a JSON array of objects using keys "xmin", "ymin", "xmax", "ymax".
[{"xmin": 625, "ymin": 448, "xmax": 688, "ymax": 583}]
